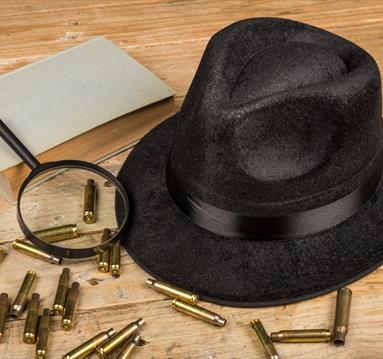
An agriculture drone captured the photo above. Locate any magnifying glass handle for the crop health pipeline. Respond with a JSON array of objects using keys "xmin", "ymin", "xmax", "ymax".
[{"xmin": 0, "ymin": 119, "xmax": 40, "ymax": 170}]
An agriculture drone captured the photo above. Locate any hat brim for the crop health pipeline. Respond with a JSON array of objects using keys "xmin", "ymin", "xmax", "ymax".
[{"xmin": 117, "ymin": 115, "xmax": 383, "ymax": 307}]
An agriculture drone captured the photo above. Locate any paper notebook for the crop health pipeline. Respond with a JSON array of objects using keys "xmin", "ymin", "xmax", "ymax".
[{"xmin": 0, "ymin": 37, "xmax": 175, "ymax": 201}]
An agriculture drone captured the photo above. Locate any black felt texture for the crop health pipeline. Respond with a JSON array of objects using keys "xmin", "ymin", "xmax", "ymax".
[{"xmin": 117, "ymin": 18, "xmax": 383, "ymax": 307}]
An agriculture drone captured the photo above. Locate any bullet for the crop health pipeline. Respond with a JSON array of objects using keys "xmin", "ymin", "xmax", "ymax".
[
  {"xmin": 98, "ymin": 229, "xmax": 111, "ymax": 273},
  {"xmin": 62, "ymin": 328, "xmax": 116, "ymax": 359},
  {"xmin": 250, "ymin": 320, "xmax": 279, "ymax": 359},
  {"xmin": 10, "ymin": 271, "xmax": 37, "ymax": 319},
  {"xmin": 23, "ymin": 293, "xmax": 40, "ymax": 344},
  {"xmin": 35, "ymin": 224, "xmax": 78, "ymax": 243},
  {"xmin": 12, "ymin": 240, "xmax": 62, "ymax": 265},
  {"xmin": 0, "ymin": 293, "xmax": 9, "ymax": 343},
  {"xmin": 146, "ymin": 278, "xmax": 199, "ymax": 304},
  {"xmin": 96, "ymin": 319, "xmax": 145, "ymax": 358},
  {"xmin": 333, "ymin": 287, "xmax": 352, "ymax": 346},
  {"xmin": 271, "ymin": 329, "xmax": 333, "ymax": 343},
  {"xmin": 62, "ymin": 282, "xmax": 80, "ymax": 331},
  {"xmin": 0, "ymin": 247, "xmax": 6, "ymax": 263},
  {"xmin": 83, "ymin": 179, "xmax": 96, "ymax": 224},
  {"xmin": 35, "ymin": 308, "xmax": 51, "ymax": 359},
  {"xmin": 172, "ymin": 299, "xmax": 226, "ymax": 327},
  {"xmin": 53, "ymin": 268, "xmax": 70, "ymax": 315},
  {"xmin": 110, "ymin": 240, "xmax": 121, "ymax": 278},
  {"xmin": 116, "ymin": 334, "xmax": 140, "ymax": 359}
]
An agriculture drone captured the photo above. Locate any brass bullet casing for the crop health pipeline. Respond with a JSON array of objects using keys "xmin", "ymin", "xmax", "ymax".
[
  {"xmin": 0, "ymin": 247, "xmax": 6, "ymax": 263},
  {"xmin": 35, "ymin": 308, "xmax": 51, "ymax": 359},
  {"xmin": 98, "ymin": 229, "xmax": 111, "ymax": 273},
  {"xmin": 83, "ymin": 179, "xmax": 96, "ymax": 224},
  {"xmin": 0, "ymin": 293, "xmax": 9, "ymax": 343},
  {"xmin": 271, "ymin": 329, "xmax": 333, "ymax": 343},
  {"xmin": 23, "ymin": 293, "xmax": 40, "ymax": 344},
  {"xmin": 96, "ymin": 319, "xmax": 145, "ymax": 358},
  {"xmin": 53, "ymin": 268, "xmax": 70, "ymax": 315},
  {"xmin": 110, "ymin": 240, "xmax": 121, "ymax": 277},
  {"xmin": 12, "ymin": 240, "xmax": 62, "ymax": 265},
  {"xmin": 35, "ymin": 224, "xmax": 78, "ymax": 243},
  {"xmin": 116, "ymin": 334, "xmax": 140, "ymax": 359},
  {"xmin": 250, "ymin": 320, "xmax": 279, "ymax": 359},
  {"xmin": 171, "ymin": 299, "xmax": 226, "ymax": 327},
  {"xmin": 62, "ymin": 282, "xmax": 80, "ymax": 331},
  {"xmin": 146, "ymin": 278, "xmax": 199, "ymax": 304},
  {"xmin": 10, "ymin": 271, "xmax": 37, "ymax": 319},
  {"xmin": 63, "ymin": 328, "xmax": 116, "ymax": 359},
  {"xmin": 333, "ymin": 287, "xmax": 352, "ymax": 346}
]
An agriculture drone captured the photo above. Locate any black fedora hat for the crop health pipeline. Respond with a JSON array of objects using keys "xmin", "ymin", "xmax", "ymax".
[{"xmin": 117, "ymin": 18, "xmax": 383, "ymax": 307}]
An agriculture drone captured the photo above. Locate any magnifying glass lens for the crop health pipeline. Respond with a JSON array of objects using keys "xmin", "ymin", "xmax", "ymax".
[{"xmin": 19, "ymin": 167, "xmax": 124, "ymax": 250}]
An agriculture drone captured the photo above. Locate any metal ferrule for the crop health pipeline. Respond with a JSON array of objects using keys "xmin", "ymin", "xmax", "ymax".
[
  {"xmin": 96, "ymin": 319, "xmax": 145, "ymax": 358},
  {"xmin": 333, "ymin": 287, "xmax": 352, "ymax": 346},
  {"xmin": 146, "ymin": 278, "xmax": 199, "ymax": 304},
  {"xmin": 110, "ymin": 240, "xmax": 121, "ymax": 278},
  {"xmin": 23, "ymin": 293, "xmax": 40, "ymax": 344},
  {"xmin": 12, "ymin": 240, "xmax": 62, "ymax": 265},
  {"xmin": 271, "ymin": 329, "xmax": 333, "ymax": 343},
  {"xmin": 10, "ymin": 271, "xmax": 37, "ymax": 319},
  {"xmin": 250, "ymin": 320, "xmax": 279, "ymax": 359},
  {"xmin": 62, "ymin": 282, "xmax": 80, "ymax": 331},
  {"xmin": 0, "ymin": 293, "xmax": 9, "ymax": 342},
  {"xmin": 35, "ymin": 224, "xmax": 78, "ymax": 243},
  {"xmin": 35, "ymin": 308, "xmax": 51, "ymax": 359},
  {"xmin": 0, "ymin": 247, "xmax": 6, "ymax": 264},
  {"xmin": 172, "ymin": 299, "xmax": 226, "ymax": 327},
  {"xmin": 98, "ymin": 229, "xmax": 111, "ymax": 273},
  {"xmin": 53, "ymin": 268, "xmax": 70, "ymax": 315},
  {"xmin": 116, "ymin": 334, "xmax": 140, "ymax": 359},
  {"xmin": 83, "ymin": 179, "xmax": 96, "ymax": 224},
  {"xmin": 63, "ymin": 328, "xmax": 116, "ymax": 359}
]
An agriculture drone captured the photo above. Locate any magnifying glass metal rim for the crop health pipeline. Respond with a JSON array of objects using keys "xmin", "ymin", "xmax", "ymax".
[
  {"xmin": 0, "ymin": 119, "xmax": 129, "ymax": 259},
  {"xmin": 17, "ymin": 160, "xmax": 129, "ymax": 259}
]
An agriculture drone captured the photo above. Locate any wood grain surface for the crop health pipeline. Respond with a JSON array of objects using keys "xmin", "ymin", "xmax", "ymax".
[{"xmin": 0, "ymin": 1, "xmax": 383, "ymax": 358}]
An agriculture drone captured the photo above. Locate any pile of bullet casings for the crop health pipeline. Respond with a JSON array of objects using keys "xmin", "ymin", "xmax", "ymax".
[
  {"xmin": 63, "ymin": 318, "xmax": 144, "ymax": 359},
  {"xmin": 250, "ymin": 287, "xmax": 353, "ymax": 359},
  {"xmin": 146, "ymin": 278, "xmax": 227, "ymax": 327},
  {"xmin": 0, "ymin": 268, "xmax": 80, "ymax": 358},
  {"xmin": 8, "ymin": 178, "xmax": 121, "ymax": 276}
]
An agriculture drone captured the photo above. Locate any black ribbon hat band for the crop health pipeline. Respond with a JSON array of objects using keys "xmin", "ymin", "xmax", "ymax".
[{"xmin": 167, "ymin": 161, "xmax": 382, "ymax": 240}]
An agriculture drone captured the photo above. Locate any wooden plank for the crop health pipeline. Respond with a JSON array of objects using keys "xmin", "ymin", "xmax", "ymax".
[{"xmin": 0, "ymin": 1, "xmax": 383, "ymax": 358}]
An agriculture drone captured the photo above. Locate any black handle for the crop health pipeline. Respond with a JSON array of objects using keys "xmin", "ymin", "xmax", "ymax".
[{"xmin": 0, "ymin": 119, "xmax": 40, "ymax": 170}]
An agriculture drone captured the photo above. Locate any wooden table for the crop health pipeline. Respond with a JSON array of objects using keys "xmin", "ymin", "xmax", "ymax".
[{"xmin": 0, "ymin": 1, "xmax": 383, "ymax": 358}]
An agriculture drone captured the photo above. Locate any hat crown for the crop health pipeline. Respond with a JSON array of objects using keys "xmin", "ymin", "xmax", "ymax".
[{"xmin": 170, "ymin": 18, "xmax": 382, "ymax": 215}]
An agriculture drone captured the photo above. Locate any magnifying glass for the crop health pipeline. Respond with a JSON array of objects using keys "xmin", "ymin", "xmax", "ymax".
[{"xmin": 0, "ymin": 119, "xmax": 129, "ymax": 259}]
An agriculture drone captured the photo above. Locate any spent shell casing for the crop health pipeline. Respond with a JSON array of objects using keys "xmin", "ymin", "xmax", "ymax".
[
  {"xmin": 10, "ymin": 271, "xmax": 37, "ymax": 319},
  {"xmin": 35, "ymin": 224, "xmax": 78, "ymax": 243},
  {"xmin": 98, "ymin": 229, "xmax": 111, "ymax": 273},
  {"xmin": 250, "ymin": 320, "xmax": 279, "ymax": 359},
  {"xmin": 62, "ymin": 328, "xmax": 116, "ymax": 359},
  {"xmin": 53, "ymin": 268, "xmax": 70, "ymax": 315},
  {"xmin": 23, "ymin": 293, "xmax": 40, "ymax": 344},
  {"xmin": 0, "ymin": 247, "xmax": 6, "ymax": 263},
  {"xmin": 35, "ymin": 308, "xmax": 51, "ymax": 359},
  {"xmin": 116, "ymin": 334, "xmax": 140, "ymax": 359},
  {"xmin": 12, "ymin": 240, "xmax": 62, "ymax": 265},
  {"xmin": 110, "ymin": 240, "xmax": 121, "ymax": 278},
  {"xmin": 172, "ymin": 299, "xmax": 226, "ymax": 327},
  {"xmin": 270, "ymin": 329, "xmax": 333, "ymax": 343},
  {"xmin": 333, "ymin": 287, "xmax": 352, "ymax": 346},
  {"xmin": 0, "ymin": 293, "xmax": 9, "ymax": 343},
  {"xmin": 96, "ymin": 318, "xmax": 145, "ymax": 358},
  {"xmin": 62, "ymin": 282, "xmax": 80, "ymax": 331},
  {"xmin": 83, "ymin": 179, "xmax": 96, "ymax": 224},
  {"xmin": 146, "ymin": 278, "xmax": 199, "ymax": 304}
]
